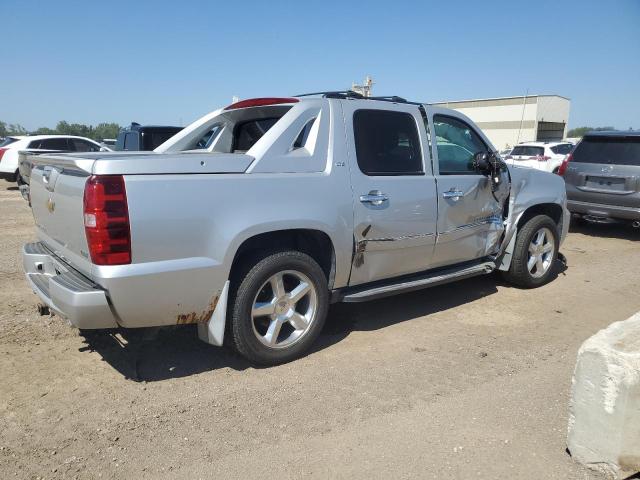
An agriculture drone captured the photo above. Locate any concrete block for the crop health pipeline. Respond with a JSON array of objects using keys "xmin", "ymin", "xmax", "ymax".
[{"xmin": 568, "ymin": 312, "xmax": 640, "ymax": 479}]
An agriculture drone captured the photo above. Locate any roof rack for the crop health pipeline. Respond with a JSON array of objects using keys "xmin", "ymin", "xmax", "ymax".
[{"xmin": 294, "ymin": 91, "xmax": 415, "ymax": 105}]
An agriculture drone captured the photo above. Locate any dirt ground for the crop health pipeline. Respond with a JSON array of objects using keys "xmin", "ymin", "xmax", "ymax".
[{"xmin": 1, "ymin": 183, "xmax": 639, "ymax": 480}]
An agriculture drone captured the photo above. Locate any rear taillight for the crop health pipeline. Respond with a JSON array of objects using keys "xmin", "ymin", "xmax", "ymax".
[
  {"xmin": 557, "ymin": 153, "xmax": 572, "ymax": 176},
  {"xmin": 0, "ymin": 148, "xmax": 7, "ymax": 162},
  {"xmin": 83, "ymin": 175, "xmax": 131, "ymax": 265}
]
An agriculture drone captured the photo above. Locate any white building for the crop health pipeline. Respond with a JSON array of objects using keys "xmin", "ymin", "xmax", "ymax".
[{"xmin": 432, "ymin": 95, "xmax": 570, "ymax": 150}]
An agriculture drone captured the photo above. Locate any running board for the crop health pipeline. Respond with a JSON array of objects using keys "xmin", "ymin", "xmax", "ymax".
[{"xmin": 335, "ymin": 260, "xmax": 496, "ymax": 303}]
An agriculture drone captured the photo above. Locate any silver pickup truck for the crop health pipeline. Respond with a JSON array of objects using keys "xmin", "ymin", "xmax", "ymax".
[{"xmin": 22, "ymin": 93, "xmax": 569, "ymax": 365}]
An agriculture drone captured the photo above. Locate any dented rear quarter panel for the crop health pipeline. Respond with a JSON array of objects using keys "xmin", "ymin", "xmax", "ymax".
[{"xmin": 92, "ymin": 100, "xmax": 354, "ymax": 328}]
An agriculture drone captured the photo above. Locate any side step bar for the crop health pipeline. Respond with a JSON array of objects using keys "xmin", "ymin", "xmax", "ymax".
[{"xmin": 334, "ymin": 260, "xmax": 496, "ymax": 303}]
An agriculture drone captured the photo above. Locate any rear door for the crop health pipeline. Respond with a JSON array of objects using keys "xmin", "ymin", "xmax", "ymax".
[
  {"xmin": 564, "ymin": 135, "xmax": 640, "ymax": 208},
  {"xmin": 424, "ymin": 107, "xmax": 509, "ymax": 268},
  {"xmin": 342, "ymin": 101, "xmax": 438, "ymax": 286}
]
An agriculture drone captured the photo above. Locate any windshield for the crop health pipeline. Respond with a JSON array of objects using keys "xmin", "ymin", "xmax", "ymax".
[{"xmin": 572, "ymin": 136, "xmax": 640, "ymax": 166}]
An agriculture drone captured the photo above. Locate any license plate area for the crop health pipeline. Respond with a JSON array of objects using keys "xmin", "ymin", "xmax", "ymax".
[{"xmin": 585, "ymin": 176, "xmax": 626, "ymax": 191}]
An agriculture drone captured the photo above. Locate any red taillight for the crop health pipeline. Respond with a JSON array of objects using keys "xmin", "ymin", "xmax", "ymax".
[
  {"xmin": 83, "ymin": 175, "xmax": 131, "ymax": 265},
  {"xmin": 0, "ymin": 148, "xmax": 7, "ymax": 162},
  {"xmin": 557, "ymin": 153, "xmax": 572, "ymax": 176},
  {"xmin": 224, "ymin": 97, "xmax": 299, "ymax": 110}
]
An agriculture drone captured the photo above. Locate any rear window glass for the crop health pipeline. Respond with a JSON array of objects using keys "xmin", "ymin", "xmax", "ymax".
[
  {"xmin": 511, "ymin": 146, "xmax": 544, "ymax": 156},
  {"xmin": 142, "ymin": 130, "xmax": 182, "ymax": 150},
  {"xmin": 0, "ymin": 137, "xmax": 19, "ymax": 147},
  {"xmin": 550, "ymin": 143, "xmax": 573, "ymax": 155},
  {"xmin": 572, "ymin": 136, "xmax": 640, "ymax": 166},
  {"xmin": 234, "ymin": 118, "xmax": 280, "ymax": 152}
]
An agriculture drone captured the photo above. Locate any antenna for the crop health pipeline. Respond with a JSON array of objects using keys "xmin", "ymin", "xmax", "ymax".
[
  {"xmin": 516, "ymin": 88, "xmax": 529, "ymax": 144},
  {"xmin": 351, "ymin": 76, "xmax": 374, "ymax": 98}
]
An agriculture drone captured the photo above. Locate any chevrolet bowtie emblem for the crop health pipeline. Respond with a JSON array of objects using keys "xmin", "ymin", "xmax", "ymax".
[{"xmin": 47, "ymin": 197, "xmax": 55, "ymax": 213}]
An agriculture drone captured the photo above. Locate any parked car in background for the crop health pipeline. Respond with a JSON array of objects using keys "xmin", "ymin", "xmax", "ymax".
[
  {"xmin": 22, "ymin": 94, "xmax": 569, "ymax": 365},
  {"xmin": 499, "ymin": 147, "xmax": 512, "ymax": 158},
  {"xmin": 0, "ymin": 135, "xmax": 108, "ymax": 185},
  {"xmin": 560, "ymin": 131, "xmax": 640, "ymax": 227},
  {"xmin": 115, "ymin": 123, "xmax": 182, "ymax": 151},
  {"xmin": 505, "ymin": 141, "xmax": 574, "ymax": 174}
]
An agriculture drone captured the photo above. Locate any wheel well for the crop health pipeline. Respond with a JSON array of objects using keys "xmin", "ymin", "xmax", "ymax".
[
  {"xmin": 517, "ymin": 203, "xmax": 563, "ymax": 231},
  {"xmin": 231, "ymin": 229, "xmax": 336, "ymax": 288}
]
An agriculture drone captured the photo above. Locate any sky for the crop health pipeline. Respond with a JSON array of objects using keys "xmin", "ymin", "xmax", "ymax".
[{"xmin": 1, "ymin": 0, "xmax": 639, "ymax": 131}]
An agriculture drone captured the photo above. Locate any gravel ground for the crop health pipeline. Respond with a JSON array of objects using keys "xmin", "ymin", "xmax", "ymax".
[{"xmin": 1, "ymin": 183, "xmax": 639, "ymax": 480}]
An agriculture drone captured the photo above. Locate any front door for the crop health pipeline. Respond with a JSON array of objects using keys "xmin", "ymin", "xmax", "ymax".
[
  {"xmin": 424, "ymin": 107, "xmax": 510, "ymax": 268},
  {"xmin": 342, "ymin": 102, "xmax": 438, "ymax": 286}
]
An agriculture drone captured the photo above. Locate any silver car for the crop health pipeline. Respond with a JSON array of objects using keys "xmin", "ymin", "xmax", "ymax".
[
  {"xmin": 561, "ymin": 131, "xmax": 640, "ymax": 226},
  {"xmin": 22, "ymin": 92, "xmax": 569, "ymax": 365}
]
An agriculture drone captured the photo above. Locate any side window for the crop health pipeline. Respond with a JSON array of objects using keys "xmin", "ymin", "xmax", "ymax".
[
  {"xmin": 353, "ymin": 109, "xmax": 423, "ymax": 176},
  {"xmin": 40, "ymin": 138, "xmax": 70, "ymax": 150},
  {"xmin": 28, "ymin": 140, "xmax": 42, "ymax": 149},
  {"xmin": 433, "ymin": 115, "xmax": 487, "ymax": 175},
  {"xmin": 292, "ymin": 117, "xmax": 317, "ymax": 150},
  {"xmin": 123, "ymin": 132, "xmax": 138, "ymax": 150},
  {"xmin": 194, "ymin": 125, "xmax": 223, "ymax": 149},
  {"xmin": 72, "ymin": 139, "xmax": 100, "ymax": 152}
]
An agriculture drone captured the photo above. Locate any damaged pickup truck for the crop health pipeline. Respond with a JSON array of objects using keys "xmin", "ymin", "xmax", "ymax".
[{"xmin": 22, "ymin": 92, "xmax": 569, "ymax": 365}]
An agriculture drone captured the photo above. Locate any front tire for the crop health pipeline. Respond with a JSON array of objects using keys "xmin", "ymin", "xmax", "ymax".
[
  {"xmin": 229, "ymin": 251, "xmax": 329, "ymax": 365},
  {"xmin": 501, "ymin": 214, "xmax": 559, "ymax": 288}
]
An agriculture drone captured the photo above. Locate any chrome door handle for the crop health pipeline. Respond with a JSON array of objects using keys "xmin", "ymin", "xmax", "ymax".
[
  {"xmin": 442, "ymin": 189, "xmax": 464, "ymax": 200},
  {"xmin": 359, "ymin": 190, "xmax": 389, "ymax": 206}
]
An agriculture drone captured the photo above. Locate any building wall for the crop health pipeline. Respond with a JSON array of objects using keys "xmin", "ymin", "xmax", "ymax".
[{"xmin": 432, "ymin": 95, "xmax": 570, "ymax": 150}]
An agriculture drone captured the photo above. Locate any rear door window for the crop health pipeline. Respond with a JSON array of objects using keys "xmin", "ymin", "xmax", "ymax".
[
  {"xmin": 572, "ymin": 136, "xmax": 640, "ymax": 166},
  {"xmin": 71, "ymin": 139, "xmax": 101, "ymax": 152},
  {"xmin": 353, "ymin": 109, "xmax": 423, "ymax": 176},
  {"xmin": 511, "ymin": 146, "xmax": 544, "ymax": 157},
  {"xmin": 39, "ymin": 138, "xmax": 70, "ymax": 150},
  {"xmin": 550, "ymin": 143, "xmax": 573, "ymax": 155}
]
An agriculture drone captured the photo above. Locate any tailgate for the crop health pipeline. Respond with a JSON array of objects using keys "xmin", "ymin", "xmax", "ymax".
[{"xmin": 30, "ymin": 155, "xmax": 95, "ymax": 277}]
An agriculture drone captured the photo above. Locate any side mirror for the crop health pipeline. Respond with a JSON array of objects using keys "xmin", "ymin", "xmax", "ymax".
[{"xmin": 473, "ymin": 152, "xmax": 491, "ymax": 174}]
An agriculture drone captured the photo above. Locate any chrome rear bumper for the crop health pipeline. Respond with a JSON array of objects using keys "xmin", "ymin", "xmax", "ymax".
[{"xmin": 22, "ymin": 242, "xmax": 119, "ymax": 329}]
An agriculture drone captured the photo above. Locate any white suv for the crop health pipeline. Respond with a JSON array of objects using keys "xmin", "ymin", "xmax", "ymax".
[
  {"xmin": 505, "ymin": 141, "xmax": 574, "ymax": 174},
  {"xmin": 0, "ymin": 135, "xmax": 109, "ymax": 184}
]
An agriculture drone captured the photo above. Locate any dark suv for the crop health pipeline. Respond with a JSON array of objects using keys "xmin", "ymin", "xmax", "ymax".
[
  {"xmin": 115, "ymin": 123, "xmax": 182, "ymax": 151},
  {"xmin": 560, "ymin": 131, "xmax": 640, "ymax": 226}
]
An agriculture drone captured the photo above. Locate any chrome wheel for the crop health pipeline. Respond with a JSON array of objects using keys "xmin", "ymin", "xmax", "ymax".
[
  {"xmin": 527, "ymin": 227, "xmax": 555, "ymax": 278},
  {"xmin": 251, "ymin": 270, "xmax": 318, "ymax": 349}
]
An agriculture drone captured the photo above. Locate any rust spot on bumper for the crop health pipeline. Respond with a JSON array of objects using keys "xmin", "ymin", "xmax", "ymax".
[{"xmin": 176, "ymin": 294, "xmax": 220, "ymax": 325}]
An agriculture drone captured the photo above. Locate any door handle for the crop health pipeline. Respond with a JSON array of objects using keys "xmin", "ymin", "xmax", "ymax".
[
  {"xmin": 359, "ymin": 190, "xmax": 389, "ymax": 206},
  {"xmin": 442, "ymin": 189, "xmax": 464, "ymax": 200}
]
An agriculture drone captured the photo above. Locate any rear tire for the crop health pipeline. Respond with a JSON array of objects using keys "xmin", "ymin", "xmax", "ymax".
[
  {"xmin": 228, "ymin": 251, "xmax": 329, "ymax": 365},
  {"xmin": 501, "ymin": 214, "xmax": 559, "ymax": 288}
]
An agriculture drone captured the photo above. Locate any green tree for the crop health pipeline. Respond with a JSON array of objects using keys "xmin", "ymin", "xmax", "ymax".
[
  {"xmin": 93, "ymin": 123, "xmax": 121, "ymax": 141},
  {"xmin": 568, "ymin": 126, "xmax": 615, "ymax": 138}
]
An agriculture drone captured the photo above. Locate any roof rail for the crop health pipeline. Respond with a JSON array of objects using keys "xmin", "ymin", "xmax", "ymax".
[{"xmin": 295, "ymin": 91, "xmax": 416, "ymax": 105}]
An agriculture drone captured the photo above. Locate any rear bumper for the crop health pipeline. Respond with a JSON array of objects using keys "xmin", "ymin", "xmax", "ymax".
[
  {"xmin": 22, "ymin": 242, "xmax": 119, "ymax": 329},
  {"xmin": 567, "ymin": 199, "xmax": 640, "ymax": 221}
]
